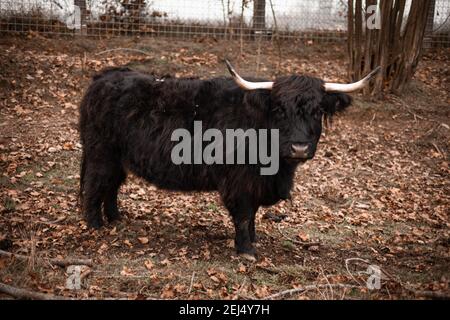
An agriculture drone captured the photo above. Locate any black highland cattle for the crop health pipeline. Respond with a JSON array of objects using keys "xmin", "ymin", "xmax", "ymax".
[{"xmin": 79, "ymin": 61, "xmax": 380, "ymax": 260}]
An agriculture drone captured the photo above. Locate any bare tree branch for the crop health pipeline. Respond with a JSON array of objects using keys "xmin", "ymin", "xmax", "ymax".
[
  {"xmin": 0, "ymin": 249, "xmax": 93, "ymax": 267},
  {"xmin": 0, "ymin": 282, "xmax": 71, "ymax": 300},
  {"xmin": 264, "ymin": 284, "xmax": 361, "ymax": 300}
]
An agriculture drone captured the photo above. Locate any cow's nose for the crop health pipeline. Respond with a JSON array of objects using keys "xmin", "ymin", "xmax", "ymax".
[{"xmin": 290, "ymin": 143, "xmax": 312, "ymax": 159}]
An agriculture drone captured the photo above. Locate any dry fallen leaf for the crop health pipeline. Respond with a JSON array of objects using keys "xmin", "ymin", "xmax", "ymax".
[
  {"xmin": 123, "ymin": 240, "xmax": 133, "ymax": 248},
  {"xmin": 298, "ymin": 232, "xmax": 310, "ymax": 242},
  {"xmin": 161, "ymin": 285, "xmax": 175, "ymax": 299},
  {"xmin": 120, "ymin": 266, "xmax": 134, "ymax": 277},
  {"xmin": 160, "ymin": 258, "xmax": 170, "ymax": 266},
  {"xmin": 138, "ymin": 237, "xmax": 149, "ymax": 244},
  {"xmin": 144, "ymin": 260, "xmax": 154, "ymax": 270}
]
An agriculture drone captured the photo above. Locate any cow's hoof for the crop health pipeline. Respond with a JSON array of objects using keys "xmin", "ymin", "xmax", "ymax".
[
  {"xmin": 106, "ymin": 212, "xmax": 122, "ymax": 223},
  {"xmin": 87, "ymin": 218, "xmax": 103, "ymax": 230},
  {"xmin": 239, "ymin": 253, "xmax": 257, "ymax": 262}
]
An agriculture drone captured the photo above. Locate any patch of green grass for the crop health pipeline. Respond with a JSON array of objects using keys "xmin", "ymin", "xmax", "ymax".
[
  {"xmin": 3, "ymin": 196, "xmax": 16, "ymax": 212},
  {"xmin": 282, "ymin": 240, "xmax": 296, "ymax": 251},
  {"xmin": 253, "ymin": 272, "xmax": 280, "ymax": 287},
  {"xmin": 5, "ymin": 162, "xmax": 77, "ymax": 195},
  {"xmin": 252, "ymin": 264, "xmax": 312, "ymax": 292},
  {"xmin": 205, "ymin": 203, "xmax": 219, "ymax": 213},
  {"xmin": 19, "ymin": 171, "xmax": 36, "ymax": 184}
]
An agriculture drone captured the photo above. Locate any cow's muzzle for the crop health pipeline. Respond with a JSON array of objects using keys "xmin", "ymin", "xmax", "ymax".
[{"xmin": 290, "ymin": 143, "xmax": 314, "ymax": 160}]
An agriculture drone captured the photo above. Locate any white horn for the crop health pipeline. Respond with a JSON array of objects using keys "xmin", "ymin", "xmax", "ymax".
[
  {"xmin": 324, "ymin": 67, "xmax": 381, "ymax": 93},
  {"xmin": 225, "ymin": 60, "xmax": 273, "ymax": 90}
]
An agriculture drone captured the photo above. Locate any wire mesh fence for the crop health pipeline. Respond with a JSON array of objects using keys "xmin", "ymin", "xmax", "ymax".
[
  {"xmin": 0, "ymin": 0, "xmax": 449, "ymax": 47},
  {"xmin": 428, "ymin": 0, "xmax": 450, "ymax": 47}
]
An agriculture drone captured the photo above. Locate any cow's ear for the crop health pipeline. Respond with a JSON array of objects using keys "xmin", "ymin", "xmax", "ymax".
[{"xmin": 321, "ymin": 93, "xmax": 352, "ymax": 118}]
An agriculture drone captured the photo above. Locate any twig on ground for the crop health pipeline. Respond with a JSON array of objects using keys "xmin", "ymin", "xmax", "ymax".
[
  {"xmin": 0, "ymin": 282, "xmax": 154, "ymax": 300},
  {"xmin": 392, "ymin": 97, "xmax": 425, "ymax": 121},
  {"xmin": 431, "ymin": 142, "xmax": 445, "ymax": 158},
  {"xmin": 80, "ymin": 267, "xmax": 92, "ymax": 281},
  {"xmin": 345, "ymin": 257, "xmax": 370, "ymax": 287},
  {"xmin": 277, "ymin": 224, "xmax": 320, "ymax": 248},
  {"xmin": 188, "ymin": 271, "xmax": 195, "ymax": 295},
  {"xmin": 406, "ymin": 108, "xmax": 422, "ymax": 122},
  {"xmin": 264, "ymin": 284, "xmax": 360, "ymax": 300},
  {"xmin": 319, "ymin": 266, "xmax": 334, "ymax": 300},
  {"xmin": 34, "ymin": 216, "xmax": 67, "ymax": 226},
  {"xmin": 369, "ymin": 113, "xmax": 376, "ymax": 126},
  {"xmin": 393, "ymin": 97, "xmax": 450, "ymax": 129},
  {"xmin": 0, "ymin": 249, "xmax": 93, "ymax": 267},
  {"xmin": 95, "ymin": 48, "xmax": 153, "ymax": 57},
  {"xmin": 234, "ymin": 277, "xmax": 247, "ymax": 300},
  {"xmin": 0, "ymin": 282, "xmax": 71, "ymax": 300},
  {"xmin": 255, "ymin": 265, "xmax": 280, "ymax": 274},
  {"xmin": 28, "ymin": 230, "xmax": 37, "ymax": 271},
  {"xmin": 340, "ymin": 286, "xmax": 349, "ymax": 300}
]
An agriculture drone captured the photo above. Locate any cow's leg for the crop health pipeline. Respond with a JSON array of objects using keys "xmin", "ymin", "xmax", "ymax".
[
  {"xmin": 103, "ymin": 168, "xmax": 126, "ymax": 223},
  {"xmin": 81, "ymin": 148, "xmax": 123, "ymax": 229},
  {"xmin": 233, "ymin": 214, "xmax": 256, "ymax": 261},
  {"xmin": 248, "ymin": 206, "xmax": 259, "ymax": 244},
  {"xmin": 82, "ymin": 162, "xmax": 104, "ymax": 229},
  {"xmin": 224, "ymin": 195, "xmax": 257, "ymax": 261}
]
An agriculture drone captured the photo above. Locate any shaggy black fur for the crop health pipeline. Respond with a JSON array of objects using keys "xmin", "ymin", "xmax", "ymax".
[{"xmin": 79, "ymin": 67, "xmax": 352, "ymax": 258}]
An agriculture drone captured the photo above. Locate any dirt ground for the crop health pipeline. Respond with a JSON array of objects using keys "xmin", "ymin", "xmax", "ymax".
[{"xmin": 0, "ymin": 34, "xmax": 449, "ymax": 300}]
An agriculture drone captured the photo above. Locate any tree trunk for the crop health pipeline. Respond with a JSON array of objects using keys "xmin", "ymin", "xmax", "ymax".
[
  {"xmin": 253, "ymin": 0, "xmax": 266, "ymax": 32},
  {"xmin": 347, "ymin": 0, "xmax": 432, "ymax": 97}
]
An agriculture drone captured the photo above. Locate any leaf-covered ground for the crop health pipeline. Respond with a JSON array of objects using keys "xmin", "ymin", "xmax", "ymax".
[{"xmin": 0, "ymin": 35, "xmax": 449, "ymax": 300}]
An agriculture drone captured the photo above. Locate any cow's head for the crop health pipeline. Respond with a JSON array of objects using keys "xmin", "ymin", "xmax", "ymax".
[{"xmin": 225, "ymin": 60, "xmax": 380, "ymax": 163}]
